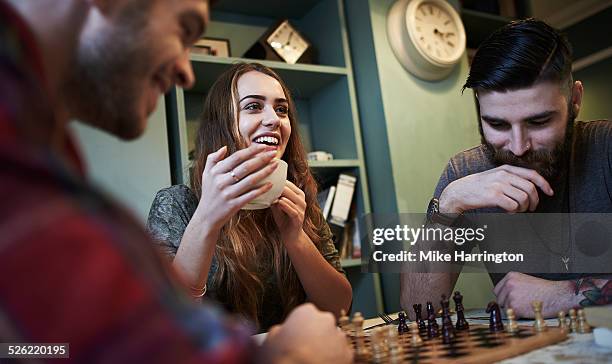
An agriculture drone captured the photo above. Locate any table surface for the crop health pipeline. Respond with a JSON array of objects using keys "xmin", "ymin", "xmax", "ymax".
[{"xmin": 253, "ymin": 309, "xmax": 612, "ymax": 363}]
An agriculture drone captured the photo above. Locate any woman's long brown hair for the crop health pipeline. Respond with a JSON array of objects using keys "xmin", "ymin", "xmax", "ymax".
[{"xmin": 190, "ymin": 63, "xmax": 329, "ymax": 328}]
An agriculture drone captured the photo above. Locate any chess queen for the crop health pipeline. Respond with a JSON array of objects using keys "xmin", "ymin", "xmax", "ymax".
[{"xmin": 147, "ymin": 62, "xmax": 352, "ymax": 332}]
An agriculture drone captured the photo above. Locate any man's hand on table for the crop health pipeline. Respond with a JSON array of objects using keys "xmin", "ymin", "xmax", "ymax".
[
  {"xmin": 257, "ymin": 303, "xmax": 353, "ymax": 364},
  {"xmin": 493, "ymin": 272, "xmax": 581, "ymax": 318}
]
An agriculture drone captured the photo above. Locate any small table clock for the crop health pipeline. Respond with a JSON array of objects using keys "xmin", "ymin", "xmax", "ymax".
[{"xmin": 244, "ymin": 19, "xmax": 316, "ymax": 64}]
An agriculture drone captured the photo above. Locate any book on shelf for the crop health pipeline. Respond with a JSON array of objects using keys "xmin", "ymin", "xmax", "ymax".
[
  {"xmin": 329, "ymin": 174, "xmax": 356, "ymax": 227},
  {"xmin": 317, "ymin": 186, "xmax": 336, "ymax": 220},
  {"xmin": 327, "ymin": 173, "xmax": 359, "ymax": 259}
]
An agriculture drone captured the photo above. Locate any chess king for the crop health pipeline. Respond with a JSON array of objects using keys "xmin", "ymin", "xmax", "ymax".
[{"xmin": 400, "ymin": 18, "xmax": 612, "ymax": 319}]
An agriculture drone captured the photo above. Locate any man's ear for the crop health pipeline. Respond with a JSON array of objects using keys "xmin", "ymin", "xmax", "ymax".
[{"xmin": 571, "ymin": 80, "xmax": 584, "ymax": 116}]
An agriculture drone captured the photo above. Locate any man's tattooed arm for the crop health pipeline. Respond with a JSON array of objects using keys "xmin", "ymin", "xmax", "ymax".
[{"xmin": 575, "ymin": 278, "xmax": 612, "ymax": 307}]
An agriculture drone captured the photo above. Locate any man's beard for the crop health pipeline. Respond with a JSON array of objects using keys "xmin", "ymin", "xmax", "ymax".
[
  {"xmin": 483, "ymin": 112, "xmax": 575, "ymax": 180},
  {"xmin": 63, "ymin": 20, "xmax": 153, "ymax": 140}
]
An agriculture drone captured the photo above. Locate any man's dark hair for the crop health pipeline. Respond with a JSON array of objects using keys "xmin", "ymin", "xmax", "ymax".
[{"xmin": 463, "ymin": 18, "xmax": 573, "ymax": 94}]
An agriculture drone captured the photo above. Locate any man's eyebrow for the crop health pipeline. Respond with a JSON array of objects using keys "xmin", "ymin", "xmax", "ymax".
[
  {"xmin": 523, "ymin": 110, "xmax": 556, "ymax": 121},
  {"xmin": 239, "ymin": 95, "xmax": 288, "ymax": 103},
  {"xmin": 481, "ymin": 115, "xmax": 507, "ymax": 124}
]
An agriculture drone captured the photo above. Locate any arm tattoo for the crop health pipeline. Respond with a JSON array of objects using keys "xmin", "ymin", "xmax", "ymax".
[{"xmin": 579, "ymin": 279, "xmax": 612, "ymax": 307}]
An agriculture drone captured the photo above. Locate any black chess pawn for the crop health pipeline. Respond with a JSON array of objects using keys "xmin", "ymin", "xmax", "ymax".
[
  {"xmin": 413, "ymin": 303, "xmax": 426, "ymax": 333},
  {"xmin": 486, "ymin": 301, "xmax": 504, "ymax": 332},
  {"xmin": 453, "ymin": 291, "xmax": 469, "ymax": 331},
  {"xmin": 426, "ymin": 301, "xmax": 439, "ymax": 338},
  {"xmin": 440, "ymin": 295, "xmax": 455, "ymax": 338},
  {"xmin": 397, "ymin": 311, "xmax": 409, "ymax": 334}
]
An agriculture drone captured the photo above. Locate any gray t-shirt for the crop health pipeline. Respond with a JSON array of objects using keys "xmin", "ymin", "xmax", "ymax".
[
  {"xmin": 432, "ymin": 120, "xmax": 612, "ymax": 284},
  {"xmin": 146, "ymin": 184, "xmax": 345, "ymax": 331}
]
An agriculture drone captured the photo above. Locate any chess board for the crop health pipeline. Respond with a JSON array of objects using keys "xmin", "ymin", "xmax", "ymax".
[{"xmin": 348, "ymin": 324, "xmax": 568, "ymax": 364}]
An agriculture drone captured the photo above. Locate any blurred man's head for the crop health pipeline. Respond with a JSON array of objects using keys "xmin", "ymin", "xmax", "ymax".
[
  {"xmin": 463, "ymin": 18, "xmax": 583, "ymax": 179},
  {"xmin": 64, "ymin": 0, "xmax": 209, "ymax": 140}
]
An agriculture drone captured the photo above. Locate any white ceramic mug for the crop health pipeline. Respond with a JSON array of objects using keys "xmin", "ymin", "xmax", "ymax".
[{"xmin": 242, "ymin": 159, "xmax": 288, "ymax": 210}]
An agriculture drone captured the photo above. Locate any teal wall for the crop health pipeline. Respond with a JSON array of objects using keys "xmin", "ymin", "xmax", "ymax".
[
  {"xmin": 70, "ymin": 97, "xmax": 171, "ymax": 222},
  {"xmin": 575, "ymin": 57, "xmax": 612, "ymax": 121},
  {"xmin": 347, "ymin": 0, "xmax": 495, "ymax": 313}
]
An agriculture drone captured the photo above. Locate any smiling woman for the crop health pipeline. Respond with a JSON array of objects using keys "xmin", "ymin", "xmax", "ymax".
[{"xmin": 146, "ymin": 62, "xmax": 352, "ymax": 332}]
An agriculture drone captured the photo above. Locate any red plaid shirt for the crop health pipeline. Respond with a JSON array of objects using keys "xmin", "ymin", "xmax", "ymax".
[{"xmin": 0, "ymin": 2, "xmax": 253, "ymax": 362}]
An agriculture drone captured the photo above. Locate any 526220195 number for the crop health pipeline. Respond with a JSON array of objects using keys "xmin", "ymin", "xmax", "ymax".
[{"xmin": 1, "ymin": 343, "xmax": 69, "ymax": 358}]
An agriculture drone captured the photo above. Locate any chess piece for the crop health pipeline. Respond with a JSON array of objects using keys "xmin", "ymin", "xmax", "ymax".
[
  {"xmin": 352, "ymin": 312, "xmax": 371, "ymax": 361},
  {"xmin": 440, "ymin": 295, "xmax": 455, "ymax": 336},
  {"xmin": 338, "ymin": 309, "xmax": 351, "ymax": 333},
  {"xmin": 453, "ymin": 291, "xmax": 469, "ymax": 331},
  {"xmin": 413, "ymin": 303, "xmax": 426, "ymax": 332},
  {"xmin": 426, "ymin": 301, "xmax": 439, "ymax": 338},
  {"xmin": 442, "ymin": 318, "xmax": 455, "ymax": 344},
  {"xmin": 486, "ymin": 301, "xmax": 504, "ymax": 332},
  {"xmin": 568, "ymin": 308, "xmax": 578, "ymax": 333},
  {"xmin": 397, "ymin": 311, "xmax": 409, "ymax": 334},
  {"xmin": 557, "ymin": 310, "xmax": 568, "ymax": 332},
  {"xmin": 369, "ymin": 327, "xmax": 386, "ymax": 363},
  {"xmin": 386, "ymin": 325, "xmax": 403, "ymax": 363},
  {"xmin": 506, "ymin": 308, "xmax": 519, "ymax": 334},
  {"xmin": 410, "ymin": 322, "xmax": 423, "ymax": 347},
  {"xmin": 532, "ymin": 301, "xmax": 547, "ymax": 332},
  {"xmin": 577, "ymin": 309, "xmax": 592, "ymax": 334}
]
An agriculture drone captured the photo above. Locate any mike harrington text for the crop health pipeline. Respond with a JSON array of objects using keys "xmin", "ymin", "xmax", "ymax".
[{"xmin": 372, "ymin": 250, "xmax": 524, "ymax": 264}]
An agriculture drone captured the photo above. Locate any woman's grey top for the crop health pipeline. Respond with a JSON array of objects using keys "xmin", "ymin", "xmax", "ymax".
[{"xmin": 146, "ymin": 184, "xmax": 345, "ymax": 331}]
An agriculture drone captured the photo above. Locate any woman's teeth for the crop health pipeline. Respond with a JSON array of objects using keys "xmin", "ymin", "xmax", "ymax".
[{"xmin": 254, "ymin": 136, "xmax": 279, "ymax": 145}]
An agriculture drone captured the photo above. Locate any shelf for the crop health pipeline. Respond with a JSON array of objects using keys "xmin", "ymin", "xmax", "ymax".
[
  {"xmin": 308, "ymin": 159, "xmax": 360, "ymax": 168},
  {"xmin": 189, "ymin": 54, "xmax": 348, "ymax": 98},
  {"xmin": 340, "ymin": 258, "xmax": 362, "ymax": 268},
  {"xmin": 461, "ymin": 9, "xmax": 513, "ymax": 49},
  {"xmin": 212, "ymin": 0, "xmax": 322, "ymax": 19}
]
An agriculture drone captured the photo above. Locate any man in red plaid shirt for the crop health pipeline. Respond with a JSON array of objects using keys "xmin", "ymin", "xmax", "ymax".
[{"xmin": 0, "ymin": 1, "xmax": 352, "ymax": 363}]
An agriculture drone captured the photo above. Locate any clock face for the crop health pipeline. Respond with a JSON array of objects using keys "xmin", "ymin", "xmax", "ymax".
[
  {"xmin": 409, "ymin": 1, "xmax": 464, "ymax": 65},
  {"xmin": 266, "ymin": 20, "xmax": 309, "ymax": 64}
]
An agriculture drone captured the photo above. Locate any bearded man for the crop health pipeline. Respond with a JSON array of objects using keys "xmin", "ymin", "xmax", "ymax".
[{"xmin": 400, "ymin": 18, "xmax": 611, "ymax": 318}]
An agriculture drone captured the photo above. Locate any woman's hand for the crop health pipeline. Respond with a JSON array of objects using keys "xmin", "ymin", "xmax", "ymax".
[
  {"xmin": 197, "ymin": 144, "xmax": 278, "ymax": 232},
  {"xmin": 271, "ymin": 181, "xmax": 307, "ymax": 244}
]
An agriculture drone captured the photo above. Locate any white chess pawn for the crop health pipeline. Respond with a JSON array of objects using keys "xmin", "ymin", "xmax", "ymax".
[
  {"xmin": 577, "ymin": 309, "xmax": 592, "ymax": 334},
  {"xmin": 557, "ymin": 311, "xmax": 568, "ymax": 331},
  {"xmin": 410, "ymin": 322, "xmax": 423, "ymax": 347},
  {"xmin": 506, "ymin": 308, "xmax": 519, "ymax": 334},
  {"xmin": 352, "ymin": 313, "xmax": 371, "ymax": 361},
  {"xmin": 569, "ymin": 309, "xmax": 578, "ymax": 333}
]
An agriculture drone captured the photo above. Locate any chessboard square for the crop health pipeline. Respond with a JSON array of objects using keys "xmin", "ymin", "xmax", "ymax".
[
  {"xmin": 443, "ymin": 343, "xmax": 469, "ymax": 350},
  {"xmin": 476, "ymin": 341, "xmax": 503, "ymax": 348},
  {"xmin": 442, "ymin": 350, "xmax": 469, "ymax": 358}
]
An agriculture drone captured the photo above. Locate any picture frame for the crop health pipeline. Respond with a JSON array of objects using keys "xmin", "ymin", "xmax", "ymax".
[{"xmin": 192, "ymin": 37, "xmax": 231, "ymax": 57}]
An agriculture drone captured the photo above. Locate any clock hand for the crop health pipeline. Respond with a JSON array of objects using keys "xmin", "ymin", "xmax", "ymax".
[{"xmin": 285, "ymin": 31, "xmax": 294, "ymax": 46}]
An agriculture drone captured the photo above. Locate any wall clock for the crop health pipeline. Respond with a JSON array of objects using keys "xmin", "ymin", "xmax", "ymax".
[{"xmin": 387, "ymin": 0, "xmax": 466, "ymax": 81}]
